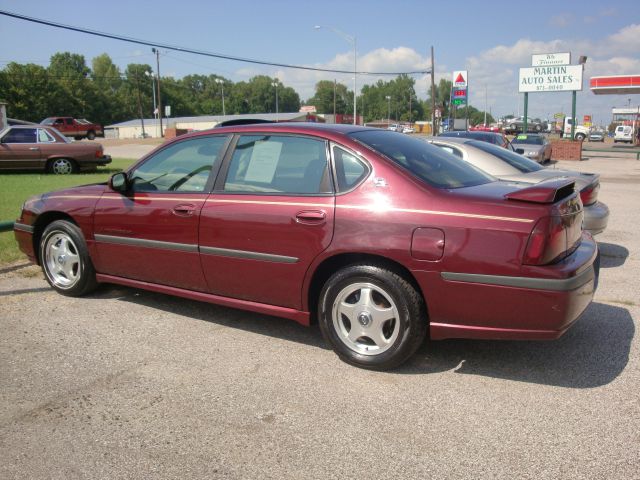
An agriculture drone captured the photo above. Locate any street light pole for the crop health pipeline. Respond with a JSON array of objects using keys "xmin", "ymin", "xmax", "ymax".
[
  {"xmin": 314, "ymin": 25, "xmax": 357, "ymax": 125},
  {"xmin": 215, "ymin": 78, "xmax": 225, "ymax": 118},
  {"xmin": 152, "ymin": 48, "xmax": 163, "ymax": 137},
  {"xmin": 385, "ymin": 95, "xmax": 391, "ymax": 124},
  {"xmin": 145, "ymin": 70, "xmax": 157, "ymax": 137},
  {"xmin": 272, "ymin": 81, "xmax": 279, "ymax": 121}
]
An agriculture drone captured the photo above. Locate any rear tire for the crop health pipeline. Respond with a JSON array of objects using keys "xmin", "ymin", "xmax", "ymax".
[
  {"xmin": 40, "ymin": 220, "xmax": 98, "ymax": 297},
  {"xmin": 86, "ymin": 130, "xmax": 96, "ymax": 140},
  {"xmin": 48, "ymin": 158, "xmax": 77, "ymax": 175},
  {"xmin": 318, "ymin": 264, "xmax": 427, "ymax": 370},
  {"xmin": 575, "ymin": 133, "xmax": 586, "ymax": 141}
]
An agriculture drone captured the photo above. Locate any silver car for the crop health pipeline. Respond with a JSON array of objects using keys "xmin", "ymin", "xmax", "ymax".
[
  {"xmin": 426, "ymin": 137, "xmax": 609, "ymax": 234},
  {"xmin": 511, "ymin": 133, "xmax": 552, "ymax": 163}
]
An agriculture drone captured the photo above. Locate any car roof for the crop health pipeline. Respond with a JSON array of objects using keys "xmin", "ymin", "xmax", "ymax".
[{"xmin": 185, "ymin": 122, "xmax": 378, "ymax": 138}]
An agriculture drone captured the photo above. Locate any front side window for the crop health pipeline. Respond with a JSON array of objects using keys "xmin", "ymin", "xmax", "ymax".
[
  {"xmin": 2, "ymin": 128, "xmax": 37, "ymax": 143},
  {"xmin": 351, "ymin": 129, "xmax": 493, "ymax": 189},
  {"xmin": 223, "ymin": 135, "xmax": 331, "ymax": 194},
  {"xmin": 129, "ymin": 135, "xmax": 228, "ymax": 193}
]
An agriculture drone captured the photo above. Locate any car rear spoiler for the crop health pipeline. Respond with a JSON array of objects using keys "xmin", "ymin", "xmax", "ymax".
[{"xmin": 504, "ymin": 178, "xmax": 576, "ymax": 204}]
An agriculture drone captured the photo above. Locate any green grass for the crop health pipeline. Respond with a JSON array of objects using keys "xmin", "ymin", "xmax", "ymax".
[{"xmin": 0, "ymin": 158, "xmax": 136, "ymax": 264}]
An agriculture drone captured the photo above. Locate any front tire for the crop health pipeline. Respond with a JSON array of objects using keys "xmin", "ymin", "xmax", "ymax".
[
  {"xmin": 40, "ymin": 220, "xmax": 98, "ymax": 296},
  {"xmin": 318, "ymin": 264, "xmax": 427, "ymax": 370},
  {"xmin": 86, "ymin": 130, "xmax": 96, "ymax": 140},
  {"xmin": 48, "ymin": 158, "xmax": 77, "ymax": 175},
  {"xmin": 575, "ymin": 133, "xmax": 586, "ymax": 141}
]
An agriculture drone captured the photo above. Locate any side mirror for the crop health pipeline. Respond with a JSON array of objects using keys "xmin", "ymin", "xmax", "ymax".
[
  {"xmin": 110, "ymin": 172, "xmax": 129, "ymax": 192},
  {"xmin": 516, "ymin": 148, "xmax": 525, "ymax": 155}
]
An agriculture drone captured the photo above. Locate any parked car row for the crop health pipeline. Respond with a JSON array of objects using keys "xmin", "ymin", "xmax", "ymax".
[{"xmin": 14, "ymin": 123, "xmax": 601, "ymax": 369}]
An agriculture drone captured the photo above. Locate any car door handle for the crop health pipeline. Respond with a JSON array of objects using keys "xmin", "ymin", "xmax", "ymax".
[
  {"xmin": 295, "ymin": 210, "xmax": 326, "ymax": 224},
  {"xmin": 172, "ymin": 203, "xmax": 197, "ymax": 217},
  {"xmin": 29, "ymin": 147, "xmax": 39, "ymax": 151}
]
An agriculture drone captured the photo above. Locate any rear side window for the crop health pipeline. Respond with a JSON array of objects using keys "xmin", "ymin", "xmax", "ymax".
[
  {"xmin": 333, "ymin": 146, "xmax": 369, "ymax": 192},
  {"xmin": 223, "ymin": 135, "xmax": 331, "ymax": 195},
  {"xmin": 350, "ymin": 129, "xmax": 493, "ymax": 189}
]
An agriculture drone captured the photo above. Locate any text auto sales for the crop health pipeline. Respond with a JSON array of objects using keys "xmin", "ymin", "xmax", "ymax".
[{"xmin": 522, "ymin": 66, "xmax": 574, "ymax": 90}]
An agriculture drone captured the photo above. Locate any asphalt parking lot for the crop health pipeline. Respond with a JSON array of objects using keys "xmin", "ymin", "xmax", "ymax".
[{"xmin": 1, "ymin": 149, "xmax": 639, "ymax": 479}]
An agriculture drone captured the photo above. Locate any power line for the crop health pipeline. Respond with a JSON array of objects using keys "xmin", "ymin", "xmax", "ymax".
[{"xmin": 0, "ymin": 9, "xmax": 430, "ymax": 76}]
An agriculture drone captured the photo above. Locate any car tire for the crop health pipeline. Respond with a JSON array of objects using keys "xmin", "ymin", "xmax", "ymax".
[
  {"xmin": 535, "ymin": 125, "xmax": 541, "ymax": 132},
  {"xmin": 86, "ymin": 130, "xmax": 96, "ymax": 140},
  {"xmin": 40, "ymin": 220, "xmax": 98, "ymax": 297},
  {"xmin": 48, "ymin": 158, "xmax": 77, "ymax": 175},
  {"xmin": 575, "ymin": 133, "xmax": 586, "ymax": 141},
  {"xmin": 318, "ymin": 264, "xmax": 427, "ymax": 370}
]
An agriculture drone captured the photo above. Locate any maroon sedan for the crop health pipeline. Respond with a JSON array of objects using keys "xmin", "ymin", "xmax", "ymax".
[
  {"xmin": 14, "ymin": 124, "xmax": 599, "ymax": 369},
  {"xmin": 0, "ymin": 125, "xmax": 111, "ymax": 174}
]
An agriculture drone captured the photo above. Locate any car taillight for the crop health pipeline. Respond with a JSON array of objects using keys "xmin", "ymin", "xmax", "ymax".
[
  {"xmin": 95, "ymin": 148, "xmax": 103, "ymax": 158},
  {"xmin": 579, "ymin": 182, "xmax": 599, "ymax": 206},
  {"xmin": 523, "ymin": 216, "xmax": 567, "ymax": 265}
]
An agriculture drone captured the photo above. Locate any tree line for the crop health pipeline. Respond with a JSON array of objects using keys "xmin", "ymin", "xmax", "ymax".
[{"xmin": 0, "ymin": 52, "xmax": 493, "ymax": 126}]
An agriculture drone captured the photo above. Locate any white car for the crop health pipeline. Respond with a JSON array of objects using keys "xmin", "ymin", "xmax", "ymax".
[
  {"xmin": 614, "ymin": 125, "xmax": 633, "ymax": 143},
  {"xmin": 402, "ymin": 126, "xmax": 415, "ymax": 134}
]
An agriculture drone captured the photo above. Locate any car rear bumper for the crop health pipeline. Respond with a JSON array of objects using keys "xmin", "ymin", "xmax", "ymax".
[
  {"xmin": 584, "ymin": 201, "xmax": 609, "ymax": 235},
  {"xmin": 418, "ymin": 233, "xmax": 599, "ymax": 340},
  {"xmin": 79, "ymin": 155, "xmax": 112, "ymax": 171}
]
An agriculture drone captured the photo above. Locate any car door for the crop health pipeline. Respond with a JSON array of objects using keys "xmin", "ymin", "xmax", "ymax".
[
  {"xmin": 0, "ymin": 128, "xmax": 41, "ymax": 170},
  {"xmin": 93, "ymin": 134, "xmax": 230, "ymax": 291},
  {"xmin": 199, "ymin": 134, "xmax": 335, "ymax": 309}
]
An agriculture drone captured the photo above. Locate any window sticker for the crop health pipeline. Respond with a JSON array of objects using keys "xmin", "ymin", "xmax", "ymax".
[
  {"xmin": 244, "ymin": 140, "xmax": 283, "ymax": 183},
  {"xmin": 516, "ymin": 134, "xmax": 528, "ymax": 140}
]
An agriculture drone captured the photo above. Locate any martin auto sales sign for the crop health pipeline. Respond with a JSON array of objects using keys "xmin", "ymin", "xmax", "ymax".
[{"xmin": 519, "ymin": 53, "xmax": 583, "ymax": 92}]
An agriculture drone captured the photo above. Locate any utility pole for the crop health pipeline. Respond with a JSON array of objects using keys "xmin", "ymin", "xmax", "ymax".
[
  {"xmin": 152, "ymin": 48, "xmax": 163, "ymax": 137},
  {"xmin": 430, "ymin": 46, "xmax": 436, "ymax": 135}
]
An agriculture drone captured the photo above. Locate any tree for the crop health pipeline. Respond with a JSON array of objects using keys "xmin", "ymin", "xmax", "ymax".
[
  {"xmin": 307, "ymin": 80, "xmax": 349, "ymax": 114},
  {"xmin": 358, "ymin": 75, "xmax": 423, "ymax": 123},
  {"xmin": 0, "ymin": 62, "xmax": 54, "ymax": 121},
  {"xmin": 47, "ymin": 52, "xmax": 95, "ymax": 119}
]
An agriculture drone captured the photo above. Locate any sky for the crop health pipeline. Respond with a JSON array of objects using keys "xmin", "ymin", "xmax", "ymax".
[{"xmin": 1, "ymin": 0, "xmax": 639, "ymax": 126}]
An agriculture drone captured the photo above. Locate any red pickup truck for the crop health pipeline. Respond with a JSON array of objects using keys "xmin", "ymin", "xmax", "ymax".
[{"xmin": 40, "ymin": 117, "xmax": 104, "ymax": 140}]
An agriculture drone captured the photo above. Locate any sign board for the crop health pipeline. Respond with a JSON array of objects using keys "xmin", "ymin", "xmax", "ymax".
[
  {"xmin": 452, "ymin": 71, "xmax": 468, "ymax": 88},
  {"xmin": 164, "ymin": 105, "xmax": 171, "ymax": 117},
  {"xmin": 299, "ymin": 105, "xmax": 317, "ymax": 113},
  {"xmin": 518, "ymin": 65, "xmax": 583, "ymax": 92},
  {"xmin": 453, "ymin": 88, "xmax": 467, "ymax": 98},
  {"xmin": 583, "ymin": 115, "xmax": 592, "ymax": 123},
  {"xmin": 452, "ymin": 98, "xmax": 466, "ymax": 106},
  {"xmin": 553, "ymin": 112, "xmax": 564, "ymax": 118},
  {"xmin": 531, "ymin": 52, "xmax": 571, "ymax": 67}
]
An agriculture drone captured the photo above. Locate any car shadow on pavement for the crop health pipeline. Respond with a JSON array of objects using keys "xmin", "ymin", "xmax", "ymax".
[
  {"xmin": 403, "ymin": 302, "xmax": 633, "ymax": 388},
  {"xmin": 597, "ymin": 242, "xmax": 629, "ymax": 268},
  {"xmin": 87, "ymin": 287, "xmax": 632, "ymax": 387},
  {"xmin": 88, "ymin": 285, "xmax": 329, "ymax": 350}
]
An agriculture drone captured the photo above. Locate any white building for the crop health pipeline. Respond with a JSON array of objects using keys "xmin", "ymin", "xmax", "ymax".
[{"xmin": 105, "ymin": 113, "xmax": 324, "ymax": 139}]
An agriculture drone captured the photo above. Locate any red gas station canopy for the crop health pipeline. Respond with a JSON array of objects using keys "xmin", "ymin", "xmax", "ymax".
[{"xmin": 590, "ymin": 75, "xmax": 640, "ymax": 95}]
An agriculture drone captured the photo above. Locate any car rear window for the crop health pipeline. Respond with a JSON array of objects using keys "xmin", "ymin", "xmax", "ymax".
[
  {"xmin": 512, "ymin": 135, "xmax": 544, "ymax": 145},
  {"xmin": 350, "ymin": 130, "xmax": 494, "ymax": 189},
  {"xmin": 467, "ymin": 140, "xmax": 543, "ymax": 173}
]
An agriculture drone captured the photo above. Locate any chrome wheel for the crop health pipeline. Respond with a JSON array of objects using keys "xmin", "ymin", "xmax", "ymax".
[
  {"xmin": 50, "ymin": 158, "xmax": 74, "ymax": 175},
  {"xmin": 43, "ymin": 232, "xmax": 81, "ymax": 289},
  {"xmin": 332, "ymin": 282, "xmax": 400, "ymax": 356}
]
